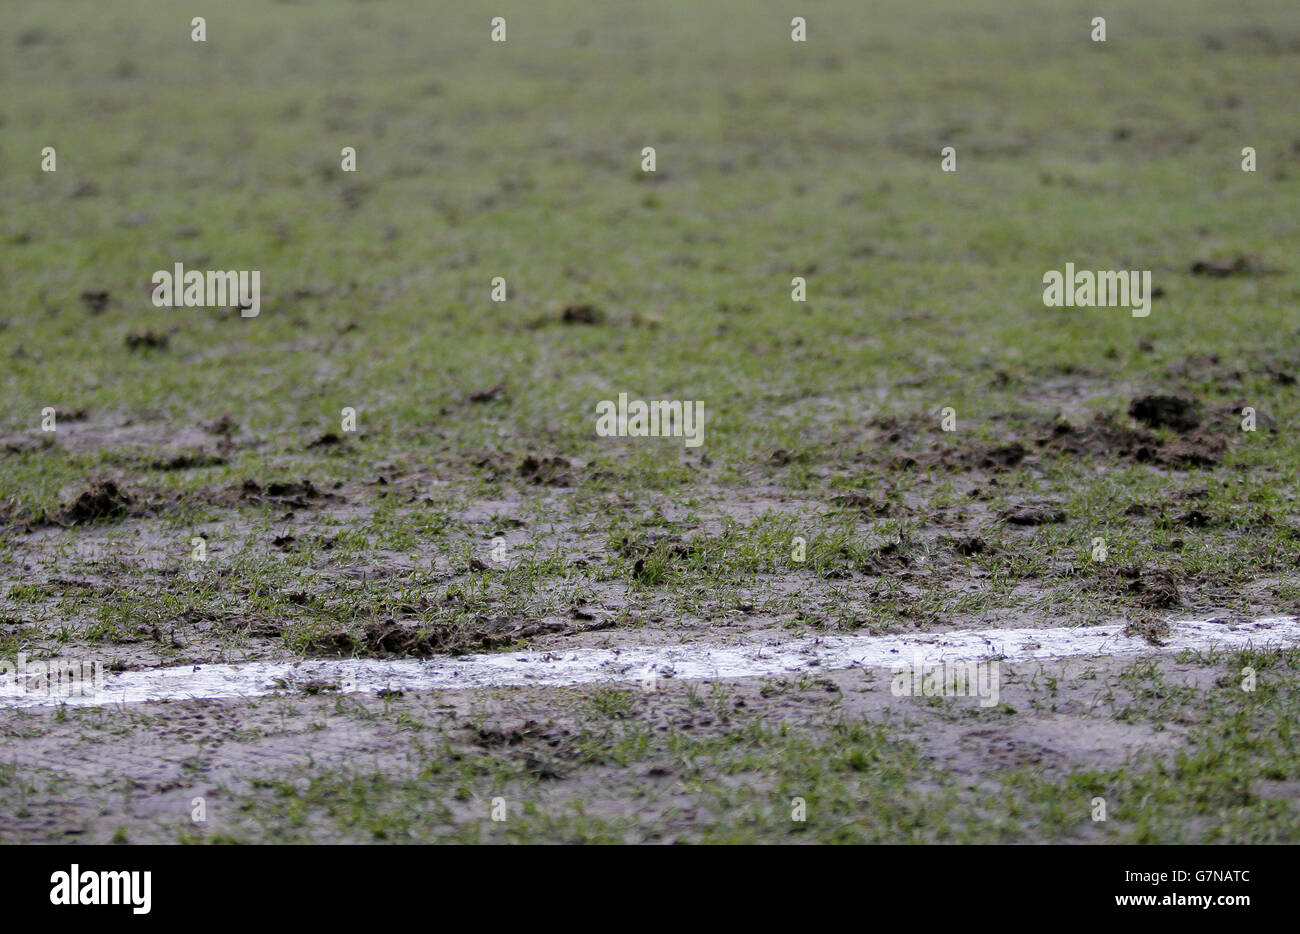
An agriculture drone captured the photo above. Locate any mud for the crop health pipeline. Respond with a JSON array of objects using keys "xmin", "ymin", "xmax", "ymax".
[
  {"xmin": 1128, "ymin": 394, "xmax": 1200, "ymax": 432},
  {"xmin": 1189, "ymin": 256, "xmax": 1275, "ymax": 278},
  {"xmin": 0, "ymin": 642, "xmax": 1278, "ymax": 843},
  {"xmin": 863, "ymin": 390, "xmax": 1232, "ymax": 474},
  {"xmin": 59, "ymin": 480, "xmax": 134, "ymax": 524},
  {"xmin": 221, "ymin": 478, "xmax": 345, "ymax": 509},
  {"xmin": 124, "ymin": 330, "xmax": 169, "ymax": 351}
]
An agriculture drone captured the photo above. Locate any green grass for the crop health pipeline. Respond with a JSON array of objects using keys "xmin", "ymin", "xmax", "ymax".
[
  {"xmin": 1, "ymin": 0, "xmax": 1299, "ymax": 842},
  {"xmin": 2, "ymin": 0, "xmax": 1297, "ymax": 506}
]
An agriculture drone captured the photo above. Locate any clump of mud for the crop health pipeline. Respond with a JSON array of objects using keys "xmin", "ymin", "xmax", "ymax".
[
  {"xmin": 525, "ymin": 304, "xmax": 605, "ymax": 328},
  {"xmin": 306, "ymin": 432, "xmax": 344, "ymax": 449},
  {"xmin": 474, "ymin": 720, "xmax": 546, "ymax": 747},
  {"xmin": 832, "ymin": 492, "xmax": 894, "ymax": 516},
  {"xmin": 518, "ymin": 454, "xmax": 574, "ymax": 486},
  {"xmin": 892, "ymin": 441, "xmax": 1028, "ymax": 473},
  {"xmin": 966, "ymin": 442, "xmax": 1028, "ymax": 470},
  {"xmin": 1123, "ymin": 616, "xmax": 1174, "ymax": 646},
  {"xmin": 999, "ymin": 503, "xmax": 1067, "ymax": 526},
  {"xmin": 880, "ymin": 391, "xmax": 1230, "ymax": 474},
  {"xmin": 229, "ymin": 478, "xmax": 343, "ymax": 509},
  {"xmin": 205, "ymin": 414, "xmax": 239, "ymax": 436},
  {"xmin": 945, "ymin": 534, "xmax": 988, "ymax": 557},
  {"xmin": 467, "ymin": 384, "xmax": 506, "ymax": 403},
  {"xmin": 1118, "ymin": 565, "xmax": 1182, "ymax": 610},
  {"xmin": 1038, "ymin": 413, "xmax": 1160, "ymax": 462},
  {"xmin": 1189, "ymin": 256, "xmax": 1274, "ymax": 278},
  {"xmin": 1159, "ymin": 431, "xmax": 1226, "ymax": 469},
  {"xmin": 59, "ymin": 480, "xmax": 133, "ymax": 523},
  {"xmin": 867, "ymin": 537, "xmax": 915, "ymax": 572},
  {"xmin": 474, "ymin": 615, "xmax": 568, "ymax": 648},
  {"xmin": 615, "ymin": 533, "xmax": 696, "ymax": 559},
  {"xmin": 1128, "ymin": 395, "xmax": 1200, "ymax": 432},
  {"xmin": 868, "ymin": 414, "xmax": 921, "ymax": 444},
  {"xmin": 560, "ymin": 304, "xmax": 604, "ymax": 324},
  {"xmin": 124, "ymin": 330, "xmax": 168, "ymax": 351},
  {"xmin": 309, "ymin": 619, "xmax": 449, "ymax": 658},
  {"xmin": 309, "ymin": 615, "xmax": 566, "ymax": 658},
  {"xmin": 149, "ymin": 451, "xmax": 226, "ymax": 471},
  {"xmin": 79, "ymin": 290, "xmax": 110, "ymax": 314},
  {"xmin": 1038, "ymin": 402, "xmax": 1225, "ymax": 468},
  {"xmin": 470, "ymin": 451, "xmax": 581, "ymax": 486},
  {"xmin": 3, "ymin": 436, "xmax": 55, "ymax": 455}
]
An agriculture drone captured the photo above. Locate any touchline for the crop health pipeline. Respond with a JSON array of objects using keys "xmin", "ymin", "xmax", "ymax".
[{"xmin": 49, "ymin": 864, "xmax": 151, "ymax": 915}]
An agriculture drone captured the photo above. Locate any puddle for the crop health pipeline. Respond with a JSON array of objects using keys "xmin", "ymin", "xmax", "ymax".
[{"xmin": 1, "ymin": 616, "xmax": 1296, "ymax": 709}]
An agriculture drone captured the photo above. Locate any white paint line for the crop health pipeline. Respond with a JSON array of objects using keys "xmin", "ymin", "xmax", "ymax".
[{"xmin": 1, "ymin": 617, "xmax": 1297, "ymax": 710}]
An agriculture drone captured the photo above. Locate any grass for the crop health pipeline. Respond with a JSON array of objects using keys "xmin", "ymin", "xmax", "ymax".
[
  {"xmin": 0, "ymin": 0, "xmax": 1299, "ymax": 842},
  {"xmin": 124, "ymin": 648, "xmax": 1300, "ymax": 843}
]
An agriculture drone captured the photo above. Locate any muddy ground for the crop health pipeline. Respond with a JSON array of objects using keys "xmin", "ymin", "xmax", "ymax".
[
  {"xmin": 0, "ymin": 651, "xmax": 1262, "ymax": 843},
  {"xmin": 3, "ymin": 0, "xmax": 1299, "ymax": 843}
]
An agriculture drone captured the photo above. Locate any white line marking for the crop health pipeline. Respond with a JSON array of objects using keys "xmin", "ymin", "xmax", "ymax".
[{"xmin": 1, "ymin": 617, "xmax": 1296, "ymax": 709}]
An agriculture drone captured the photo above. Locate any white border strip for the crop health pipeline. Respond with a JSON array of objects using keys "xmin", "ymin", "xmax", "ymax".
[{"xmin": 1, "ymin": 617, "xmax": 1297, "ymax": 709}]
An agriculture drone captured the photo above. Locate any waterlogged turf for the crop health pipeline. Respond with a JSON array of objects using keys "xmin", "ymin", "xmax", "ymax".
[{"xmin": 1, "ymin": 0, "xmax": 1298, "ymax": 842}]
